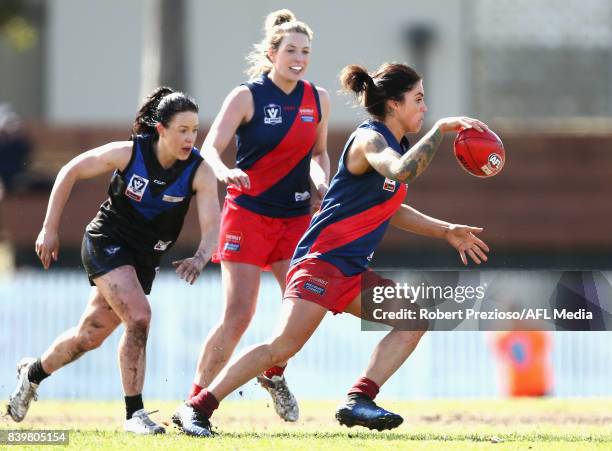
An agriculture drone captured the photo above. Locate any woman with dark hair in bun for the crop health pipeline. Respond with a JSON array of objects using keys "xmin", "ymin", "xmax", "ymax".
[
  {"xmin": 6, "ymin": 87, "xmax": 220, "ymax": 434},
  {"xmin": 176, "ymin": 62, "xmax": 491, "ymax": 436},
  {"xmin": 175, "ymin": 9, "xmax": 330, "ymax": 428}
]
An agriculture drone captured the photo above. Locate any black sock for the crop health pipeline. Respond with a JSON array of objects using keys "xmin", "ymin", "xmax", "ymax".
[
  {"xmin": 125, "ymin": 394, "xmax": 144, "ymax": 420},
  {"xmin": 27, "ymin": 359, "xmax": 50, "ymax": 385}
]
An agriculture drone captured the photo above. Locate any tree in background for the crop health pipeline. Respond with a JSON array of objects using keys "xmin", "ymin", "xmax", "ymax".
[{"xmin": 0, "ymin": 0, "xmax": 38, "ymax": 52}]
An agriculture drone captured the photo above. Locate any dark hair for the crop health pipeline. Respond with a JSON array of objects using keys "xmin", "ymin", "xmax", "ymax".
[
  {"xmin": 340, "ymin": 63, "xmax": 421, "ymax": 120},
  {"xmin": 132, "ymin": 86, "xmax": 199, "ymax": 137},
  {"xmin": 246, "ymin": 9, "xmax": 313, "ymax": 78}
]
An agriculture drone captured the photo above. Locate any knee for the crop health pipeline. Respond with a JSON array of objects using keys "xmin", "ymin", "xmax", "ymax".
[
  {"xmin": 125, "ymin": 308, "xmax": 152, "ymax": 334},
  {"xmin": 388, "ymin": 314, "xmax": 429, "ymax": 334},
  {"xmin": 414, "ymin": 329, "xmax": 427, "ymax": 341},
  {"xmin": 395, "ymin": 329, "xmax": 426, "ymax": 348}
]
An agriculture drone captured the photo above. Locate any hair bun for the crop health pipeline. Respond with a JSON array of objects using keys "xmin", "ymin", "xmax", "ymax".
[
  {"xmin": 265, "ymin": 9, "xmax": 296, "ymax": 30},
  {"xmin": 340, "ymin": 65, "xmax": 373, "ymax": 94}
]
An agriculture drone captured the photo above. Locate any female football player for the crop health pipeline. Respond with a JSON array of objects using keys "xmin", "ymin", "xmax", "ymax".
[
  {"xmin": 181, "ymin": 9, "xmax": 330, "ymax": 424},
  {"xmin": 7, "ymin": 87, "xmax": 219, "ymax": 434}
]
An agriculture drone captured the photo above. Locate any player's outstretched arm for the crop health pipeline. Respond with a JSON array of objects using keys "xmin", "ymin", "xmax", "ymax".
[
  {"xmin": 172, "ymin": 160, "xmax": 220, "ymax": 284},
  {"xmin": 360, "ymin": 117, "xmax": 488, "ymax": 184},
  {"xmin": 35, "ymin": 141, "xmax": 132, "ymax": 269},
  {"xmin": 390, "ymin": 204, "xmax": 489, "ymax": 265}
]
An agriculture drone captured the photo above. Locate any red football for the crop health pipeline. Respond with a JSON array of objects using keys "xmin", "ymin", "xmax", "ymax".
[{"xmin": 453, "ymin": 128, "xmax": 505, "ymax": 178}]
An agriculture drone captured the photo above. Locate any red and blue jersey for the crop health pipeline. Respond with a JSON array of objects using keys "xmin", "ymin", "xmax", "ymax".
[
  {"xmin": 291, "ymin": 121, "xmax": 409, "ymax": 276},
  {"xmin": 228, "ymin": 73, "xmax": 321, "ymax": 217}
]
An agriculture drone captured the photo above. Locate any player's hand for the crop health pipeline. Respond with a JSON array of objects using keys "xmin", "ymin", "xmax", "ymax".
[
  {"xmin": 445, "ymin": 224, "xmax": 489, "ymax": 265},
  {"xmin": 435, "ymin": 117, "xmax": 488, "ymax": 134},
  {"xmin": 172, "ymin": 254, "xmax": 209, "ymax": 285},
  {"xmin": 311, "ymin": 184, "xmax": 328, "ymax": 214},
  {"xmin": 35, "ymin": 228, "xmax": 59, "ymax": 270},
  {"xmin": 217, "ymin": 167, "xmax": 250, "ymax": 190}
]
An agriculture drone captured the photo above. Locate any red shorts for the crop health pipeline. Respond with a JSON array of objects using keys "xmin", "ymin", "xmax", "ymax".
[
  {"xmin": 284, "ymin": 259, "xmax": 395, "ymax": 314},
  {"xmin": 212, "ymin": 198, "xmax": 311, "ymax": 270}
]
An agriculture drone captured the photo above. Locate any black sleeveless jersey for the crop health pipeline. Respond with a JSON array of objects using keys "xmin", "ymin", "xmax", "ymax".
[{"xmin": 86, "ymin": 135, "xmax": 203, "ymax": 255}]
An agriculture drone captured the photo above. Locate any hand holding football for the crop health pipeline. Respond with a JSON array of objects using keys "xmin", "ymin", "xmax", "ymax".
[{"xmin": 454, "ymin": 128, "xmax": 505, "ymax": 178}]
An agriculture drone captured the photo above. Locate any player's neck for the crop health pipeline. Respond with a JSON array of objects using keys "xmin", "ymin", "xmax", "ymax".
[
  {"xmin": 383, "ymin": 116, "xmax": 409, "ymax": 143},
  {"xmin": 154, "ymin": 141, "xmax": 177, "ymax": 169},
  {"xmin": 268, "ymin": 70, "xmax": 298, "ymax": 95}
]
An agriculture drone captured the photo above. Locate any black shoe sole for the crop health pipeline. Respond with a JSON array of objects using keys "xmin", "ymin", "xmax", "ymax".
[{"xmin": 335, "ymin": 410, "xmax": 404, "ymax": 431}]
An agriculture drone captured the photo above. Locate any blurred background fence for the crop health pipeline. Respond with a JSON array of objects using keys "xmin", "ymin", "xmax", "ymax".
[{"xmin": 1, "ymin": 271, "xmax": 610, "ymax": 400}]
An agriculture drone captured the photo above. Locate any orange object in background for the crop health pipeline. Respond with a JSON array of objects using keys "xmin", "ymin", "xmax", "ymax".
[{"xmin": 493, "ymin": 331, "xmax": 553, "ymax": 397}]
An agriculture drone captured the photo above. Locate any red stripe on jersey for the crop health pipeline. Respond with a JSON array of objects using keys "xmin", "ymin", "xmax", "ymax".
[
  {"xmin": 309, "ymin": 183, "xmax": 406, "ymax": 255},
  {"xmin": 228, "ymin": 82, "xmax": 319, "ymax": 198}
]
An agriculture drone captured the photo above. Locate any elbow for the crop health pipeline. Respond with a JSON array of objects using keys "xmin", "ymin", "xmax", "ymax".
[
  {"xmin": 56, "ymin": 164, "xmax": 71, "ymax": 181},
  {"xmin": 392, "ymin": 155, "xmax": 422, "ymax": 184},
  {"xmin": 57, "ymin": 162, "xmax": 80, "ymax": 184},
  {"xmin": 388, "ymin": 163, "xmax": 413, "ymax": 185}
]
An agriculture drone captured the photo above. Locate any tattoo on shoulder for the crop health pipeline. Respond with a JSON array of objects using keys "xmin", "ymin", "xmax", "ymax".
[{"xmin": 363, "ymin": 131, "xmax": 388, "ymax": 154}]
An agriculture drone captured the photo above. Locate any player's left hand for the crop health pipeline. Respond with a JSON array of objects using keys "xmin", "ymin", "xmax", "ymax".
[
  {"xmin": 311, "ymin": 184, "xmax": 328, "ymax": 214},
  {"xmin": 172, "ymin": 254, "xmax": 209, "ymax": 284},
  {"xmin": 435, "ymin": 116, "xmax": 489, "ymax": 134},
  {"xmin": 445, "ymin": 224, "xmax": 489, "ymax": 265}
]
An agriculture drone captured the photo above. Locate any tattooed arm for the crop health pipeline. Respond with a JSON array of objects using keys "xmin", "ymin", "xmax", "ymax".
[{"xmin": 357, "ymin": 117, "xmax": 488, "ymax": 183}]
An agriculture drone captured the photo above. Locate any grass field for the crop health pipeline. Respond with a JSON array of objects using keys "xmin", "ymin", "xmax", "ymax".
[{"xmin": 2, "ymin": 398, "xmax": 611, "ymax": 450}]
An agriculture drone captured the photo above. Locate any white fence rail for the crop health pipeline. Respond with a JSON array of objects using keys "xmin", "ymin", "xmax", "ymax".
[{"xmin": 1, "ymin": 270, "xmax": 610, "ymax": 400}]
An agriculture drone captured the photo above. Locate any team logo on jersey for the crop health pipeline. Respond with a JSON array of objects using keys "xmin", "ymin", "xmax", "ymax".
[
  {"xmin": 294, "ymin": 191, "xmax": 311, "ymax": 202},
  {"xmin": 264, "ymin": 104, "xmax": 282, "ymax": 125},
  {"xmin": 224, "ymin": 231, "xmax": 242, "ymax": 252},
  {"xmin": 125, "ymin": 174, "xmax": 149, "ymax": 201},
  {"xmin": 299, "ymin": 107, "xmax": 315, "ymax": 123},
  {"xmin": 303, "ymin": 277, "xmax": 328, "ymax": 296},
  {"xmin": 153, "ymin": 240, "xmax": 172, "ymax": 251},
  {"xmin": 382, "ymin": 178, "xmax": 396, "ymax": 192}
]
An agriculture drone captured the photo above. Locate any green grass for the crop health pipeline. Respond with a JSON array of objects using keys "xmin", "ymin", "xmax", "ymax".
[{"xmin": 2, "ymin": 398, "xmax": 611, "ymax": 450}]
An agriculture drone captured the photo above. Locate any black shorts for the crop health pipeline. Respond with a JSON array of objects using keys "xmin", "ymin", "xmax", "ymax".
[{"xmin": 81, "ymin": 231, "xmax": 159, "ymax": 295}]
